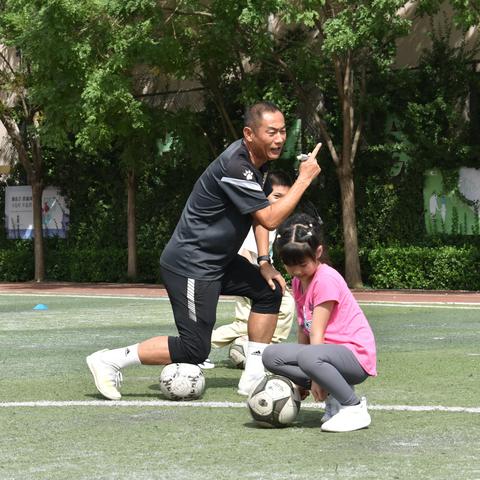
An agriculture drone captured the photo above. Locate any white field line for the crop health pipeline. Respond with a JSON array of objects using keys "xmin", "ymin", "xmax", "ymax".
[
  {"xmin": 359, "ymin": 301, "xmax": 480, "ymax": 309},
  {"xmin": 1, "ymin": 292, "xmax": 480, "ymax": 308},
  {"xmin": 0, "ymin": 400, "xmax": 479, "ymax": 413},
  {"xmin": 0, "ymin": 293, "xmax": 172, "ymax": 301}
]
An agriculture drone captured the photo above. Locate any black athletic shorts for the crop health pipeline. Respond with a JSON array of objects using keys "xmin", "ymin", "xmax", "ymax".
[{"xmin": 162, "ymin": 254, "xmax": 283, "ymax": 364}]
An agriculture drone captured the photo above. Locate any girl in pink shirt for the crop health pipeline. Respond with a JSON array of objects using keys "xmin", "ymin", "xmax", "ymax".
[{"xmin": 262, "ymin": 213, "xmax": 377, "ymax": 432}]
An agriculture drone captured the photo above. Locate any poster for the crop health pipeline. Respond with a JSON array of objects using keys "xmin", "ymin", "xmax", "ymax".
[
  {"xmin": 5, "ymin": 186, "xmax": 70, "ymax": 239},
  {"xmin": 424, "ymin": 168, "xmax": 480, "ymax": 235}
]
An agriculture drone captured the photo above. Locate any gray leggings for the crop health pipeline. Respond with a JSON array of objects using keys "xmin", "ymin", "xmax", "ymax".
[{"xmin": 262, "ymin": 343, "xmax": 369, "ymax": 406}]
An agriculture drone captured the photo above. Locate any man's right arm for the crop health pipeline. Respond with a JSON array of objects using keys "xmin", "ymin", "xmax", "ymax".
[{"xmin": 252, "ymin": 143, "xmax": 322, "ymax": 230}]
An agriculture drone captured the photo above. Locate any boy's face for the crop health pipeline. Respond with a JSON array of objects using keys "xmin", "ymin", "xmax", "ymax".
[{"xmin": 268, "ymin": 184, "xmax": 290, "ymax": 204}]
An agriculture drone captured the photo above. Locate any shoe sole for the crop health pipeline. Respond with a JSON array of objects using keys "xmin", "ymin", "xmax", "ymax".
[
  {"xmin": 321, "ymin": 423, "xmax": 370, "ymax": 433},
  {"xmin": 237, "ymin": 389, "xmax": 250, "ymax": 396},
  {"xmin": 321, "ymin": 417, "xmax": 371, "ymax": 432},
  {"xmin": 86, "ymin": 352, "xmax": 121, "ymax": 401}
]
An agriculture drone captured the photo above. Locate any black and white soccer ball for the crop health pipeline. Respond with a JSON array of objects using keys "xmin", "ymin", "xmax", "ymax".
[
  {"xmin": 228, "ymin": 335, "xmax": 248, "ymax": 369},
  {"xmin": 159, "ymin": 363, "xmax": 206, "ymax": 401},
  {"xmin": 247, "ymin": 375, "xmax": 301, "ymax": 428}
]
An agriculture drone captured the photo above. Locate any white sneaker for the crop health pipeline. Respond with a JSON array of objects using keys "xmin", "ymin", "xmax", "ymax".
[
  {"xmin": 237, "ymin": 373, "xmax": 264, "ymax": 396},
  {"xmin": 86, "ymin": 349, "xmax": 123, "ymax": 400},
  {"xmin": 198, "ymin": 358, "xmax": 215, "ymax": 369},
  {"xmin": 321, "ymin": 397, "xmax": 371, "ymax": 432},
  {"xmin": 321, "ymin": 395, "xmax": 341, "ymax": 423},
  {"xmin": 322, "ymin": 385, "xmax": 354, "ymax": 423}
]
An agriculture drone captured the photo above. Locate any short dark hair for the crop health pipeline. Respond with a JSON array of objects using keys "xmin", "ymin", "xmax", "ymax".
[
  {"xmin": 274, "ymin": 213, "xmax": 329, "ymax": 266},
  {"xmin": 244, "ymin": 101, "xmax": 281, "ymax": 130},
  {"xmin": 268, "ymin": 170, "xmax": 293, "ymax": 188}
]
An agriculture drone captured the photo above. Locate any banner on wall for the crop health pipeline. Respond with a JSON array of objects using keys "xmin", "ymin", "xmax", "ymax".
[
  {"xmin": 424, "ymin": 168, "xmax": 480, "ymax": 235},
  {"xmin": 5, "ymin": 186, "xmax": 70, "ymax": 239}
]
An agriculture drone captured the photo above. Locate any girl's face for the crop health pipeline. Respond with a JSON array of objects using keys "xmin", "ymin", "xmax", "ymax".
[
  {"xmin": 283, "ymin": 246, "xmax": 323, "ymax": 284},
  {"xmin": 284, "ymin": 257, "xmax": 318, "ymax": 282}
]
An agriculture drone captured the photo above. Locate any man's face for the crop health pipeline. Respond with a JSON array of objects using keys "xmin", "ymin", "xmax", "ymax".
[
  {"xmin": 244, "ymin": 111, "xmax": 286, "ymax": 161},
  {"xmin": 267, "ymin": 184, "xmax": 290, "ymax": 204}
]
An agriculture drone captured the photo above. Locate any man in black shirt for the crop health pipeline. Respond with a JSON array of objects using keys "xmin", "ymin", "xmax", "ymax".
[{"xmin": 87, "ymin": 101, "xmax": 321, "ymax": 399}]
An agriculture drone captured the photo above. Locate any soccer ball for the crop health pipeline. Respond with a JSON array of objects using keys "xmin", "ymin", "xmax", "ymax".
[
  {"xmin": 247, "ymin": 375, "xmax": 301, "ymax": 428},
  {"xmin": 159, "ymin": 363, "xmax": 206, "ymax": 401},
  {"xmin": 228, "ymin": 335, "xmax": 248, "ymax": 369}
]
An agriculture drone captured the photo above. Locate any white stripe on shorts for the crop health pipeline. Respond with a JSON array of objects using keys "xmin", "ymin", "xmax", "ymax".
[{"xmin": 187, "ymin": 278, "xmax": 196, "ymax": 322}]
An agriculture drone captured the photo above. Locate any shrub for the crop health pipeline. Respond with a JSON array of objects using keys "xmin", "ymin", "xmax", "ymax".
[
  {"xmin": 0, "ymin": 243, "xmax": 163, "ymax": 283},
  {"xmin": 0, "ymin": 243, "xmax": 34, "ymax": 281},
  {"xmin": 367, "ymin": 246, "xmax": 480, "ymax": 290}
]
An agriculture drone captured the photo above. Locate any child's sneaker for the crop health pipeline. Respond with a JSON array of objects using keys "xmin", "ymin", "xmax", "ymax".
[
  {"xmin": 237, "ymin": 373, "xmax": 263, "ymax": 396},
  {"xmin": 86, "ymin": 349, "xmax": 123, "ymax": 400},
  {"xmin": 198, "ymin": 358, "xmax": 215, "ymax": 369},
  {"xmin": 321, "ymin": 397, "xmax": 371, "ymax": 432},
  {"xmin": 321, "ymin": 395, "xmax": 341, "ymax": 423}
]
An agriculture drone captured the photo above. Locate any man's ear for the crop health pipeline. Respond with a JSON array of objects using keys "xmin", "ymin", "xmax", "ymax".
[{"xmin": 243, "ymin": 126, "xmax": 254, "ymax": 143}]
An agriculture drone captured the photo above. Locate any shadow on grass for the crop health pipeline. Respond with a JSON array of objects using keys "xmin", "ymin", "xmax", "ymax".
[
  {"xmin": 147, "ymin": 376, "xmax": 239, "ymax": 391},
  {"xmin": 84, "ymin": 392, "xmax": 163, "ymax": 400},
  {"xmin": 243, "ymin": 407, "xmax": 324, "ymax": 429}
]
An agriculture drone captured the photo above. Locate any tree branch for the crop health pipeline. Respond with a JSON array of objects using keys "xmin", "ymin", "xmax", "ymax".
[
  {"xmin": 273, "ymin": 53, "xmax": 339, "ymax": 166},
  {"xmin": 161, "ymin": 6, "xmax": 213, "ymax": 18},
  {"xmin": 350, "ymin": 66, "xmax": 367, "ymax": 165},
  {"xmin": 0, "ymin": 112, "xmax": 32, "ymax": 178},
  {"xmin": 0, "ymin": 49, "xmax": 16, "ymax": 77}
]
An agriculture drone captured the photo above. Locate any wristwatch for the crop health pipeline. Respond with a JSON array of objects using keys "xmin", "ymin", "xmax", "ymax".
[{"xmin": 257, "ymin": 255, "xmax": 272, "ymax": 265}]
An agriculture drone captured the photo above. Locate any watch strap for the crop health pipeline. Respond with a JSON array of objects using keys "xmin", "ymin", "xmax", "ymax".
[{"xmin": 257, "ymin": 255, "xmax": 271, "ymax": 265}]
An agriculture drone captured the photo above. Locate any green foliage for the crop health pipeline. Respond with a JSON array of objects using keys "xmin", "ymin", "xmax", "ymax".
[
  {"xmin": 320, "ymin": 1, "xmax": 410, "ymax": 62},
  {"xmin": 1, "ymin": 1, "xmax": 479, "ymax": 286},
  {"xmin": 0, "ymin": 241, "xmax": 34, "ymax": 281},
  {"xmin": 357, "ymin": 22, "xmax": 479, "ymax": 249},
  {"xmin": 0, "ymin": 242, "xmax": 162, "ymax": 283},
  {"xmin": 368, "ymin": 245, "xmax": 480, "ymax": 289},
  {"xmin": 450, "ymin": 0, "xmax": 480, "ymax": 29},
  {"xmin": 404, "ymin": 23, "xmax": 479, "ymax": 170}
]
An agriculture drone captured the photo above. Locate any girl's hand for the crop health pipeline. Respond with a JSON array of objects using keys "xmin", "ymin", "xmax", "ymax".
[
  {"xmin": 296, "ymin": 386, "xmax": 310, "ymax": 401},
  {"xmin": 311, "ymin": 381, "xmax": 327, "ymax": 402}
]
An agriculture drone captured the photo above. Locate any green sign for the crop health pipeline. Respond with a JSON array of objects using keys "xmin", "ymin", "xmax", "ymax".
[{"xmin": 424, "ymin": 168, "xmax": 480, "ymax": 235}]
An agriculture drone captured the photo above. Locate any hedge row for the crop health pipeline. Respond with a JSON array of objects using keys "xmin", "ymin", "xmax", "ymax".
[
  {"xmin": 0, "ymin": 246, "xmax": 162, "ymax": 284},
  {"xmin": 1, "ymin": 245, "xmax": 479, "ymax": 290},
  {"xmin": 367, "ymin": 246, "xmax": 480, "ymax": 290}
]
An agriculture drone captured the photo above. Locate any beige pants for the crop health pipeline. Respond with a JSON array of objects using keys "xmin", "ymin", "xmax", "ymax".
[{"xmin": 211, "ymin": 289, "xmax": 296, "ymax": 348}]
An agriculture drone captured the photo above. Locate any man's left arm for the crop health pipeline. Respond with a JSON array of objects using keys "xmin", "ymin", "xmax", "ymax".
[{"xmin": 253, "ymin": 221, "xmax": 286, "ymax": 294}]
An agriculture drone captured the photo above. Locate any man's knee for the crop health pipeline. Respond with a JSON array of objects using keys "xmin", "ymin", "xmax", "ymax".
[
  {"xmin": 169, "ymin": 336, "xmax": 210, "ymax": 364},
  {"xmin": 251, "ymin": 281, "xmax": 283, "ymax": 314}
]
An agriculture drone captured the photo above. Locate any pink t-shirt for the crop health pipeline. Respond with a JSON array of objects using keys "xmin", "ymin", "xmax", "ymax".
[{"xmin": 292, "ymin": 263, "xmax": 377, "ymax": 376}]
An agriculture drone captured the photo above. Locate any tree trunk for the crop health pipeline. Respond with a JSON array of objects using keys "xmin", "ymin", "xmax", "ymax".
[
  {"xmin": 0, "ymin": 111, "xmax": 46, "ymax": 282},
  {"xmin": 337, "ymin": 162, "xmax": 362, "ymax": 288},
  {"xmin": 337, "ymin": 53, "xmax": 363, "ymax": 288},
  {"xmin": 31, "ymin": 180, "xmax": 45, "ymax": 282},
  {"xmin": 127, "ymin": 170, "xmax": 137, "ymax": 281}
]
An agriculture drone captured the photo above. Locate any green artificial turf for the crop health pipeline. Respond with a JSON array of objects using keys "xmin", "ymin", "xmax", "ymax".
[{"xmin": 1, "ymin": 294, "xmax": 479, "ymax": 479}]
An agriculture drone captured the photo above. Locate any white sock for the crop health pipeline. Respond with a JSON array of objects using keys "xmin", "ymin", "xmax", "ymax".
[
  {"xmin": 243, "ymin": 341, "xmax": 268, "ymax": 378},
  {"xmin": 102, "ymin": 344, "xmax": 141, "ymax": 369}
]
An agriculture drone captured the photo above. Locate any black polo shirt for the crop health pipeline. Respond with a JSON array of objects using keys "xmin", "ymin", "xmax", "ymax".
[{"xmin": 160, "ymin": 139, "xmax": 272, "ymax": 280}]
